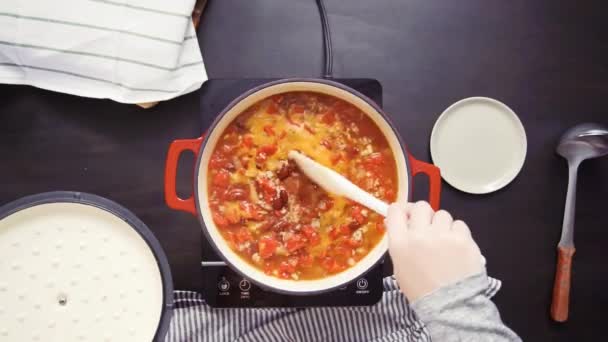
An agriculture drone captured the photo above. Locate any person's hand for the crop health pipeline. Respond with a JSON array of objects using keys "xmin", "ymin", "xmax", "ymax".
[{"xmin": 385, "ymin": 201, "xmax": 485, "ymax": 302}]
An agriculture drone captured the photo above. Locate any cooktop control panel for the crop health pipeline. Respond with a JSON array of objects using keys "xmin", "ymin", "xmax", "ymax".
[{"xmin": 201, "ymin": 260, "xmax": 384, "ymax": 308}]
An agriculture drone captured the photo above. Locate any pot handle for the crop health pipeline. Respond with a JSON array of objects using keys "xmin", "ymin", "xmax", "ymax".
[
  {"xmin": 408, "ymin": 154, "xmax": 441, "ymax": 210},
  {"xmin": 164, "ymin": 137, "xmax": 204, "ymax": 216}
]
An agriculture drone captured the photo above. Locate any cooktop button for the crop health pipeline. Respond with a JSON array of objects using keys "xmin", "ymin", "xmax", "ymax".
[
  {"xmin": 239, "ymin": 279, "xmax": 251, "ymax": 292},
  {"xmin": 356, "ymin": 278, "xmax": 368, "ymax": 290},
  {"xmin": 218, "ymin": 278, "xmax": 230, "ymax": 292}
]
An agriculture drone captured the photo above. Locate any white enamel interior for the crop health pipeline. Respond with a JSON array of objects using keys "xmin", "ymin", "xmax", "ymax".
[
  {"xmin": 430, "ymin": 97, "xmax": 527, "ymax": 194},
  {"xmin": 197, "ymin": 81, "xmax": 409, "ymax": 294},
  {"xmin": 0, "ymin": 203, "xmax": 163, "ymax": 341}
]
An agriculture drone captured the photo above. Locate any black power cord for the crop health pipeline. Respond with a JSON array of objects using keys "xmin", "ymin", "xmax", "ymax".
[{"xmin": 315, "ymin": 0, "xmax": 333, "ymax": 78}]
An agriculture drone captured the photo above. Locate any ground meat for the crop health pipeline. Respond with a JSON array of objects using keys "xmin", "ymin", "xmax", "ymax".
[
  {"xmin": 271, "ymin": 219, "xmax": 291, "ymax": 232},
  {"xmin": 259, "ymin": 217, "xmax": 278, "ymax": 231}
]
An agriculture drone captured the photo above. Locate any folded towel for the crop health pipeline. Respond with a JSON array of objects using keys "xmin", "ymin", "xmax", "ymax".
[{"xmin": 0, "ymin": 0, "xmax": 207, "ymax": 103}]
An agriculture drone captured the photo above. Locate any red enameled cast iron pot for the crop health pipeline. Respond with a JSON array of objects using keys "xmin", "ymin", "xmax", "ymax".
[{"xmin": 164, "ymin": 79, "xmax": 441, "ymax": 295}]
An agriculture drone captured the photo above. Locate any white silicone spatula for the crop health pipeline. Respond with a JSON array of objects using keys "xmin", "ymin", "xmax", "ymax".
[{"xmin": 288, "ymin": 150, "xmax": 389, "ymax": 217}]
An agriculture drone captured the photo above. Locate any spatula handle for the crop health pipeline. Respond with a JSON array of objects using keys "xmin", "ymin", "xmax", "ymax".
[{"xmin": 550, "ymin": 245, "xmax": 575, "ymax": 322}]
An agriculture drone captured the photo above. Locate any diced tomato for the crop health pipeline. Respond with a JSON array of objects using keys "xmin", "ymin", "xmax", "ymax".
[
  {"xmin": 212, "ymin": 170, "xmax": 231, "ymax": 188},
  {"xmin": 263, "ymin": 125, "xmax": 275, "ymax": 136},
  {"xmin": 259, "ymin": 144, "xmax": 278, "ymax": 156},
  {"xmin": 351, "ymin": 205, "xmax": 366, "ymax": 225},
  {"xmin": 255, "ymin": 145, "xmax": 277, "ymax": 165},
  {"xmin": 334, "ymin": 240, "xmax": 355, "ymax": 256},
  {"xmin": 210, "ymin": 155, "xmax": 228, "ymax": 169},
  {"xmin": 345, "ymin": 145, "xmax": 360, "ymax": 157},
  {"xmin": 266, "ymin": 102, "xmax": 278, "ymax": 114},
  {"xmin": 325, "ymin": 198, "xmax": 334, "ymax": 210},
  {"xmin": 243, "ymin": 135, "xmax": 254, "ymax": 148},
  {"xmin": 279, "ymin": 258, "xmax": 298, "ymax": 278},
  {"xmin": 239, "ymin": 201, "xmax": 263, "ymax": 221},
  {"xmin": 330, "ymin": 153, "xmax": 342, "ymax": 165},
  {"xmin": 364, "ymin": 152, "xmax": 384, "ymax": 166},
  {"xmin": 321, "ymin": 257, "xmax": 344, "ymax": 273},
  {"xmin": 286, "ymin": 233, "xmax": 307, "ymax": 252},
  {"xmin": 290, "ymin": 104, "xmax": 305, "ymax": 114},
  {"xmin": 220, "ymin": 143, "xmax": 236, "ymax": 154},
  {"xmin": 321, "ymin": 110, "xmax": 336, "ymax": 124},
  {"xmin": 376, "ymin": 222, "xmax": 385, "ymax": 233},
  {"xmin": 212, "ymin": 212, "xmax": 228, "ymax": 227},
  {"xmin": 235, "ymin": 228, "xmax": 253, "ymax": 244},
  {"xmin": 302, "ymin": 226, "xmax": 320, "ymax": 245},
  {"xmin": 339, "ymin": 224, "xmax": 352, "ymax": 236},
  {"xmin": 258, "ymin": 236, "xmax": 279, "ymax": 259},
  {"xmin": 332, "ymin": 101, "xmax": 352, "ymax": 113},
  {"xmin": 259, "ymin": 218, "xmax": 276, "ymax": 231},
  {"xmin": 321, "ymin": 256, "xmax": 333, "ymax": 270},
  {"xmin": 347, "ymin": 237, "xmax": 363, "ymax": 248},
  {"xmin": 223, "ymin": 231, "xmax": 237, "ymax": 250},
  {"xmin": 240, "ymin": 155, "xmax": 250, "ymax": 167},
  {"xmin": 271, "ymin": 94, "xmax": 284, "ymax": 104},
  {"xmin": 288, "ymin": 257, "xmax": 299, "ymax": 269},
  {"xmin": 329, "ymin": 225, "xmax": 351, "ymax": 239},
  {"xmin": 256, "ymin": 177, "xmax": 278, "ymax": 202},
  {"xmin": 299, "ymin": 254, "xmax": 313, "ymax": 268},
  {"xmin": 385, "ymin": 188, "xmax": 396, "ymax": 201},
  {"xmin": 263, "ymin": 262, "xmax": 274, "ymax": 275}
]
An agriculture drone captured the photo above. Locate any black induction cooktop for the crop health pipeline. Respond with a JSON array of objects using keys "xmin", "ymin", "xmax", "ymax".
[{"xmin": 198, "ymin": 78, "xmax": 386, "ymax": 308}]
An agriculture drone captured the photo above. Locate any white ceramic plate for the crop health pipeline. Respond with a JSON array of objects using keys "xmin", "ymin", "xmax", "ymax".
[{"xmin": 430, "ymin": 97, "xmax": 527, "ymax": 194}]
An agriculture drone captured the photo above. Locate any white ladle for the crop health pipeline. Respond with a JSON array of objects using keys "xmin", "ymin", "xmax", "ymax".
[{"xmin": 288, "ymin": 150, "xmax": 389, "ymax": 217}]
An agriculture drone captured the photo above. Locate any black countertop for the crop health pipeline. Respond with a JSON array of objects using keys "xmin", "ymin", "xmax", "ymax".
[{"xmin": 2, "ymin": 0, "xmax": 608, "ymax": 340}]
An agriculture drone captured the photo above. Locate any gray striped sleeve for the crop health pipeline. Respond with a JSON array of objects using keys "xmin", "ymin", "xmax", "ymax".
[
  {"xmin": 165, "ymin": 275, "xmax": 505, "ymax": 342},
  {"xmin": 411, "ymin": 272, "xmax": 522, "ymax": 342}
]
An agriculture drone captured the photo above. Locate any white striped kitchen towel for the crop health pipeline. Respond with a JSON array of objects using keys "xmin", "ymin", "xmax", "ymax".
[
  {"xmin": 165, "ymin": 276, "xmax": 502, "ymax": 342},
  {"xmin": 0, "ymin": 0, "xmax": 206, "ymax": 103}
]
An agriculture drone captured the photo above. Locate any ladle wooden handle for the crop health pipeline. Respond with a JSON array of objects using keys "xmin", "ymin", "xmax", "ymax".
[{"xmin": 550, "ymin": 245, "xmax": 575, "ymax": 322}]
